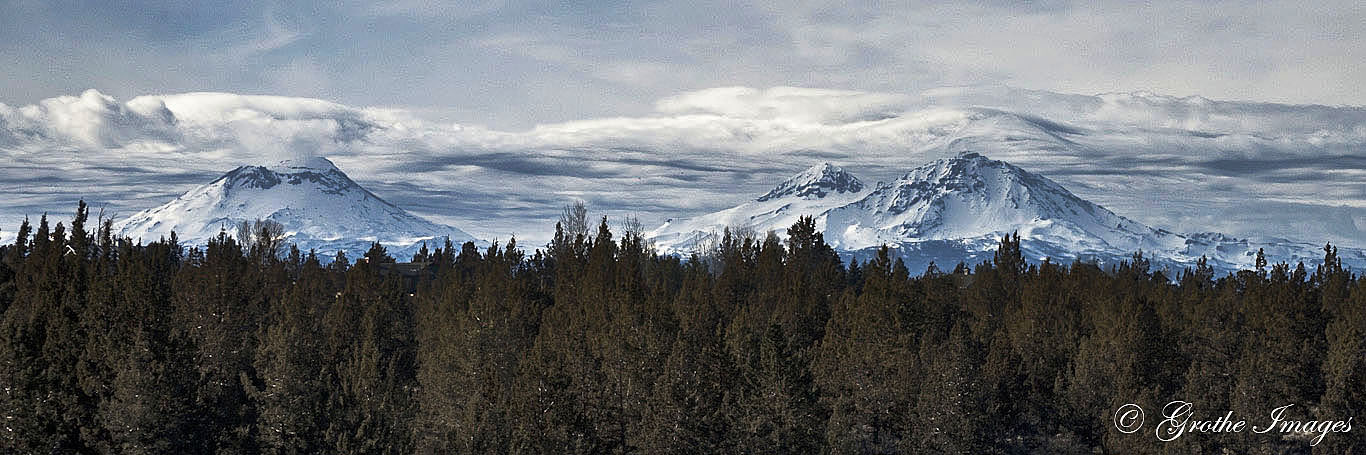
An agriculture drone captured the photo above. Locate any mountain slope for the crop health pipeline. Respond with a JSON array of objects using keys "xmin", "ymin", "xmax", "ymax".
[
  {"xmin": 115, "ymin": 156, "xmax": 477, "ymax": 259},
  {"xmin": 649, "ymin": 153, "xmax": 1366, "ymax": 275},
  {"xmin": 647, "ymin": 162, "xmax": 870, "ymax": 251},
  {"xmin": 823, "ymin": 153, "xmax": 1186, "ymax": 252}
]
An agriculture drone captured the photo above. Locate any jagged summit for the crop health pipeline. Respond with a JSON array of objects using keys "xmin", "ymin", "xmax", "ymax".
[
  {"xmin": 265, "ymin": 156, "xmax": 341, "ymax": 173},
  {"xmin": 897, "ymin": 151, "xmax": 1025, "ymax": 185},
  {"xmin": 212, "ymin": 156, "xmax": 384, "ymax": 204},
  {"xmin": 827, "ymin": 151, "xmax": 1154, "ymax": 249},
  {"xmin": 115, "ymin": 156, "xmax": 478, "ymax": 259},
  {"xmin": 646, "ymin": 161, "xmax": 872, "ymax": 249},
  {"xmin": 866, "ymin": 152, "xmax": 1107, "ymax": 229},
  {"xmin": 758, "ymin": 162, "xmax": 864, "ymax": 201}
]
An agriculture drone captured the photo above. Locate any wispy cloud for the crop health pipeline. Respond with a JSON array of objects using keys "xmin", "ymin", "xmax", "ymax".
[
  {"xmin": 210, "ymin": 11, "xmax": 305, "ymax": 63},
  {"xmin": 3, "ymin": 1, "xmax": 1364, "ymax": 132}
]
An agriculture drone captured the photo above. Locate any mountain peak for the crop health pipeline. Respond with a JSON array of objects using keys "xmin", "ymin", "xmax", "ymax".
[
  {"xmin": 758, "ymin": 162, "xmax": 864, "ymax": 201},
  {"xmin": 894, "ymin": 151, "xmax": 1014, "ymax": 188},
  {"xmin": 115, "ymin": 156, "xmax": 478, "ymax": 259},
  {"xmin": 264, "ymin": 156, "xmax": 339, "ymax": 173},
  {"xmin": 844, "ymin": 151, "xmax": 1140, "ymax": 243},
  {"xmin": 218, "ymin": 156, "xmax": 353, "ymax": 193}
]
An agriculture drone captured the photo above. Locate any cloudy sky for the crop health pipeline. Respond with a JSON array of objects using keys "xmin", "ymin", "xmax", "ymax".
[
  {"xmin": 3, "ymin": 1, "xmax": 1366, "ymax": 247},
  {"xmin": 4, "ymin": 1, "xmax": 1364, "ymax": 128}
]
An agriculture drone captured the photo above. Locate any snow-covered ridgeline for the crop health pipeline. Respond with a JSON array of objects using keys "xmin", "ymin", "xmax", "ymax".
[
  {"xmin": 114, "ymin": 156, "xmax": 479, "ymax": 260},
  {"xmin": 648, "ymin": 153, "xmax": 1366, "ymax": 275}
]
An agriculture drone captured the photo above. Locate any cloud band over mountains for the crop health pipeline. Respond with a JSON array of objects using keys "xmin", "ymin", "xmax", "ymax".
[{"xmin": 3, "ymin": 86, "xmax": 1366, "ymax": 248}]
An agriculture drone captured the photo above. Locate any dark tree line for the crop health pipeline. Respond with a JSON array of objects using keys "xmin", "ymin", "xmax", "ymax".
[{"xmin": 0, "ymin": 202, "xmax": 1363, "ymax": 454}]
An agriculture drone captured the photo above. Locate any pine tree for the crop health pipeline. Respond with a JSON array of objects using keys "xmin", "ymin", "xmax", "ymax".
[
  {"xmin": 1315, "ymin": 270, "xmax": 1366, "ymax": 453},
  {"xmin": 0, "ymin": 217, "xmax": 26, "ymax": 316},
  {"xmin": 329, "ymin": 250, "xmax": 350, "ymax": 272},
  {"xmin": 813, "ymin": 246, "xmax": 916, "ymax": 453},
  {"xmin": 992, "ymin": 232, "xmax": 1026, "ymax": 277},
  {"xmin": 1255, "ymin": 247, "xmax": 1267, "ymax": 274},
  {"xmin": 412, "ymin": 241, "xmax": 430, "ymax": 263},
  {"xmin": 100, "ymin": 325, "xmax": 195, "ymax": 454},
  {"xmin": 172, "ymin": 229, "xmax": 262, "ymax": 453},
  {"xmin": 319, "ymin": 244, "xmax": 414, "ymax": 453},
  {"xmin": 247, "ymin": 257, "xmax": 331, "ymax": 454},
  {"xmin": 641, "ymin": 264, "xmax": 740, "ymax": 453},
  {"xmin": 414, "ymin": 240, "xmax": 544, "ymax": 453},
  {"xmin": 915, "ymin": 320, "xmax": 989, "ymax": 454},
  {"xmin": 734, "ymin": 324, "xmax": 824, "ymax": 453}
]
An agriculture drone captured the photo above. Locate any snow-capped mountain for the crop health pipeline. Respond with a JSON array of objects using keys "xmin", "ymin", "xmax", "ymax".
[
  {"xmin": 648, "ymin": 162, "xmax": 871, "ymax": 252},
  {"xmin": 649, "ymin": 153, "xmax": 1366, "ymax": 275},
  {"xmin": 115, "ymin": 156, "xmax": 478, "ymax": 260}
]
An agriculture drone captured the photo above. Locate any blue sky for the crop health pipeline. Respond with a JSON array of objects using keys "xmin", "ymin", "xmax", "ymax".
[
  {"xmin": 3, "ymin": 1, "xmax": 1363, "ymax": 129},
  {"xmin": 2, "ymin": 1, "xmax": 1366, "ymax": 247}
]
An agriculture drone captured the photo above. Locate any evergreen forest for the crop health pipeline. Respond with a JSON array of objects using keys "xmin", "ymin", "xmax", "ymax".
[{"xmin": 1, "ymin": 201, "xmax": 1364, "ymax": 454}]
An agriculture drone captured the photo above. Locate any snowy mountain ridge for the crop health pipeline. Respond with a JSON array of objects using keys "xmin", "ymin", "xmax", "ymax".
[
  {"xmin": 114, "ymin": 156, "xmax": 479, "ymax": 260},
  {"xmin": 648, "ymin": 153, "xmax": 1366, "ymax": 275},
  {"xmin": 648, "ymin": 162, "xmax": 872, "ymax": 252},
  {"xmin": 757, "ymin": 162, "xmax": 865, "ymax": 202}
]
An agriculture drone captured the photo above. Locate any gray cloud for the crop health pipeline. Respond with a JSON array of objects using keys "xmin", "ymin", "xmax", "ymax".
[{"xmin": 2, "ymin": 86, "xmax": 1366, "ymax": 249}]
